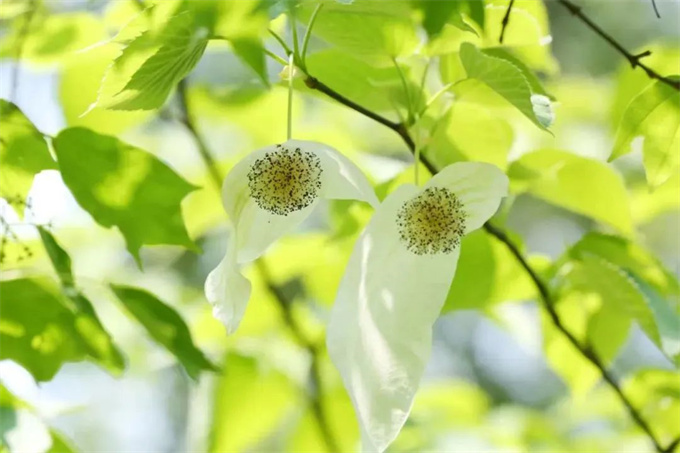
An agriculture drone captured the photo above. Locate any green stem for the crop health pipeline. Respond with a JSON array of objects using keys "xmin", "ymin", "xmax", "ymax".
[
  {"xmin": 300, "ymin": 3, "xmax": 324, "ymax": 70},
  {"xmin": 287, "ymin": 53, "xmax": 294, "ymax": 141},
  {"xmin": 265, "ymin": 49, "xmax": 288, "ymax": 67},
  {"xmin": 268, "ymin": 28, "xmax": 292, "ymax": 56},
  {"xmin": 391, "ymin": 56, "xmax": 413, "ymax": 124},
  {"xmin": 289, "ymin": 5, "xmax": 300, "ymax": 61}
]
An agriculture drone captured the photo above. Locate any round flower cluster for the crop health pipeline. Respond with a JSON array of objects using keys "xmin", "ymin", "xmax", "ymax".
[
  {"xmin": 396, "ymin": 186, "xmax": 467, "ymax": 255},
  {"xmin": 247, "ymin": 144, "xmax": 323, "ymax": 216}
]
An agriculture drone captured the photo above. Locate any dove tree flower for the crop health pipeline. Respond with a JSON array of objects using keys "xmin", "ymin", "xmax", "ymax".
[
  {"xmin": 327, "ymin": 161, "xmax": 509, "ymax": 453},
  {"xmin": 205, "ymin": 139, "xmax": 379, "ymax": 333}
]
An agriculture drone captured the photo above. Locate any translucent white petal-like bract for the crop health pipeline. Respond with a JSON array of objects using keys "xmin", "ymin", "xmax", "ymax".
[
  {"xmin": 205, "ymin": 140, "xmax": 378, "ymax": 333},
  {"xmin": 328, "ymin": 162, "xmax": 508, "ymax": 452}
]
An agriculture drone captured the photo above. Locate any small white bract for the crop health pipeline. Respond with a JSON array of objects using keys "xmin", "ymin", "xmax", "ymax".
[
  {"xmin": 327, "ymin": 161, "xmax": 508, "ymax": 453},
  {"xmin": 204, "ymin": 140, "xmax": 378, "ymax": 334}
]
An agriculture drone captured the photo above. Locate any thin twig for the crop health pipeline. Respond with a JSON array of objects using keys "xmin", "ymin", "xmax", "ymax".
[
  {"xmin": 557, "ymin": 0, "xmax": 679, "ymax": 91},
  {"xmin": 256, "ymin": 261, "xmax": 341, "ymax": 453},
  {"xmin": 499, "ymin": 0, "xmax": 516, "ymax": 43},
  {"xmin": 176, "ymin": 78, "xmax": 339, "ymax": 452},
  {"xmin": 299, "ymin": 70, "xmax": 673, "ymax": 453},
  {"xmin": 301, "ymin": 3, "xmax": 324, "ymax": 70},
  {"xmin": 650, "ymin": 0, "xmax": 661, "ymax": 18},
  {"xmin": 176, "ymin": 79, "xmax": 223, "ymax": 191}
]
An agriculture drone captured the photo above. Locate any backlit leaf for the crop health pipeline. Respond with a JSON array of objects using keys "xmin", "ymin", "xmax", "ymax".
[
  {"xmin": 508, "ymin": 149, "xmax": 633, "ymax": 235},
  {"xmin": 611, "ymin": 78, "xmax": 680, "ymax": 188},
  {"xmin": 52, "ymin": 127, "xmax": 198, "ymax": 265},
  {"xmin": 459, "ymin": 42, "xmax": 550, "ymax": 131},
  {"xmin": 102, "ymin": 11, "xmax": 209, "ymax": 110},
  {"xmin": 0, "ymin": 100, "xmax": 56, "ymax": 212},
  {"xmin": 299, "ymin": 0, "xmax": 418, "ymax": 65},
  {"xmin": 110, "ymin": 285, "xmax": 217, "ymax": 380},
  {"xmin": 38, "ymin": 227, "xmax": 126, "ymax": 374},
  {"xmin": 0, "ymin": 278, "xmax": 87, "ymax": 382}
]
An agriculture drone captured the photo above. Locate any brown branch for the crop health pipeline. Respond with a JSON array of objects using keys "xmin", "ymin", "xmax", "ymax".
[
  {"xmin": 256, "ymin": 261, "xmax": 340, "ymax": 453},
  {"xmin": 302, "ymin": 72, "xmax": 672, "ymax": 453},
  {"xmin": 499, "ymin": 0, "xmax": 516, "ymax": 43},
  {"xmin": 557, "ymin": 0, "xmax": 679, "ymax": 92},
  {"xmin": 176, "ymin": 79, "xmax": 340, "ymax": 452}
]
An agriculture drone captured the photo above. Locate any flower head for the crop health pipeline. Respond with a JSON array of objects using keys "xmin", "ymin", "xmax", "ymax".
[
  {"xmin": 205, "ymin": 140, "xmax": 378, "ymax": 334},
  {"xmin": 326, "ymin": 162, "xmax": 508, "ymax": 453}
]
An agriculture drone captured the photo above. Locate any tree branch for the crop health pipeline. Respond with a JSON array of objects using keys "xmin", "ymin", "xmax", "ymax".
[
  {"xmin": 557, "ymin": 0, "xmax": 679, "ymax": 91},
  {"xmin": 256, "ymin": 261, "xmax": 340, "ymax": 453},
  {"xmin": 301, "ymin": 72, "xmax": 672, "ymax": 453},
  {"xmin": 176, "ymin": 79, "xmax": 340, "ymax": 453},
  {"xmin": 499, "ymin": 0, "xmax": 516, "ymax": 43}
]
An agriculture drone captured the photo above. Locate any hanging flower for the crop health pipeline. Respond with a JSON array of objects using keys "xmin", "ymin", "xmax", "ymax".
[
  {"xmin": 205, "ymin": 139, "xmax": 379, "ymax": 334},
  {"xmin": 327, "ymin": 161, "xmax": 508, "ymax": 452}
]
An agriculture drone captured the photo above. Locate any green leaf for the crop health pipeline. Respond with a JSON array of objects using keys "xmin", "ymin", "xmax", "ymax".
[
  {"xmin": 0, "ymin": 278, "xmax": 87, "ymax": 382},
  {"xmin": 0, "ymin": 100, "xmax": 56, "ymax": 212},
  {"xmin": 305, "ymin": 48, "xmax": 420, "ymax": 112},
  {"xmin": 611, "ymin": 78, "xmax": 680, "ymax": 188},
  {"xmin": 230, "ymin": 37, "xmax": 269, "ymax": 86},
  {"xmin": 47, "ymin": 430, "xmax": 77, "ymax": 453},
  {"xmin": 0, "ymin": 12, "xmax": 106, "ymax": 64},
  {"xmin": 413, "ymin": 0, "xmax": 471, "ymax": 39},
  {"xmin": 210, "ymin": 353, "xmax": 297, "ymax": 452},
  {"xmin": 625, "ymin": 369, "xmax": 680, "ymax": 442},
  {"xmin": 636, "ymin": 278, "xmax": 680, "ymax": 364},
  {"xmin": 59, "ymin": 43, "xmax": 151, "ymax": 135},
  {"xmin": 483, "ymin": 0, "xmax": 556, "ymax": 73},
  {"xmin": 428, "ymin": 101, "xmax": 514, "ymax": 171},
  {"xmin": 299, "ymin": 0, "xmax": 418, "ymax": 65},
  {"xmin": 52, "ymin": 127, "xmax": 198, "ymax": 265},
  {"xmin": 38, "ymin": 227, "xmax": 75, "ymax": 287},
  {"xmin": 569, "ymin": 232, "xmax": 680, "ymax": 298},
  {"xmin": 459, "ymin": 42, "xmax": 550, "ymax": 131},
  {"xmin": 443, "ymin": 230, "xmax": 540, "ymax": 312},
  {"xmin": 481, "ymin": 48, "xmax": 551, "ymax": 97},
  {"xmin": 102, "ymin": 11, "xmax": 209, "ymax": 110},
  {"xmin": 611, "ymin": 44, "xmax": 679, "ymax": 127},
  {"xmin": 508, "ymin": 149, "xmax": 633, "ymax": 235},
  {"xmin": 38, "ymin": 227, "xmax": 126, "ymax": 374},
  {"xmin": 110, "ymin": 285, "xmax": 217, "ymax": 380},
  {"xmin": 560, "ymin": 254, "xmax": 661, "ymax": 362}
]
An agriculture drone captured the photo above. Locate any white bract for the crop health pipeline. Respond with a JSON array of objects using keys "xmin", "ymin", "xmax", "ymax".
[
  {"xmin": 205, "ymin": 139, "xmax": 378, "ymax": 334},
  {"xmin": 327, "ymin": 162, "xmax": 508, "ymax": 452}
]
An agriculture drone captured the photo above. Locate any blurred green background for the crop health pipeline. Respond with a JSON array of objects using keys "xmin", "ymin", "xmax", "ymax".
[{"xmin": 0, "ymin": 0, "xmax": 678, "ymax": 452}]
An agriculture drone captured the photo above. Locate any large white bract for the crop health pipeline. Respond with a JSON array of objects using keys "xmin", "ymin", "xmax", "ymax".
[
  {"xmin": 327, "ymin": 161, "xmax": 509, "ymax": 453},
  {"xmin": 205, "ymin": 139, "xmax": 378, "ymax": 334}
]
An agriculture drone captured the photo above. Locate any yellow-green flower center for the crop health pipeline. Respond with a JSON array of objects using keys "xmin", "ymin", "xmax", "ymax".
[
  {"xmin": 396, "ymin": 187, "xmax": 466, "ymax": 255},
  {"xmin": 247, "ymin": 144, "xmax": 323, "ymax": 216}
]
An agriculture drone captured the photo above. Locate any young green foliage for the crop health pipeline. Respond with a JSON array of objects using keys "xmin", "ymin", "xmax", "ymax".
[
  {"xmin": 101, "ymin": 9, "xmax": 209, "ymax": 110},
  {"xmin": 0, "ymin": 278, "xmax": 88, "ymax": 382},
  {"xmin": 38, "ymin": 227, "xmax": 126, "ymax": 374},
  {"xmin": 110, "ymin": 285, "xmax": 217, "ymax": 380},
  {"xmin": 459, "ymin": 43, "xmax": 551, "ymax": 131},
  {"xmin": 52, "ymin": 127, "xmax": 198, "ymax": 266},
  {"xmin": 0, "ymin": 100, "xmax": 56, "ymax": 212},
  {"xmin": 508, "ymin": 150, "xmax": 633, "ymax": 235},
  {"xmin": 611, "ymin": 78, "xmax": 680, "ymax": 188}
]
